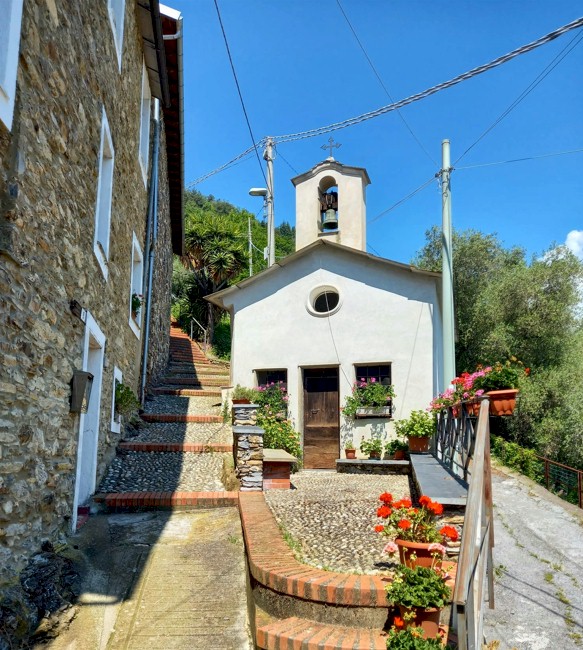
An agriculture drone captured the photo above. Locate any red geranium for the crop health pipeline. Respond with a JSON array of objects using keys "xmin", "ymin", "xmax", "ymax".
[
  {"xmin": 393, "ymin": 616, "xmax": 405, "ymax": 629},
  {"xmin": 397, "ymin": 519, "xmax": 411, "ymax": 530},
  {"xmin": 379, "ymin": 492, "xmax": 393, "ymax": 504},
  {"xmin": 419, "ymin": 495, "xmax": 431, "ymax": 506},
  {"xmin": 377, "ymin": 505, "xmax": 392, "ymax": 519},
  {"xmin": 375, "ymin": 493, "xmax": 446, "ymax": 543},
  {"xmin": 439, "ymin": 525, "xmax": 459, "ymax": 541},
  {"xmin": 374, "ymin": 524, "xmax": 384, "ymax": 533}
]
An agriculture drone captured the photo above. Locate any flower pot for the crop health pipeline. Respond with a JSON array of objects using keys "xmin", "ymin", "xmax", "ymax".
[
  {"xmin": 395, "ymin": 539, "xmax": 442, "ymax": 569},
  {"xmin": 368, "ymin": 451, "xmax": 381, "ymax": 460},
  {"xmin": 398, "ymin": 605, "xmax": 441, "ymax": 638},
  {"xmin": 355, "ymin": 406, "xmax": 392, "ymax": 418},
  {"xmin": 407, "ymin": 436, "xmax": 429, "ymax": 453},
  {"xmin": 232, "ymin": 398, "xmax": 251, "ymax": 404},
  {"xmin": 487, "ymin": 389, "xmax": 518, "ymax": 416},
  {"xmin": 393, "ymin": 450, "xmax": 406, "ymax": 461},
  {"xmin": 345, "ymin": 448, "xmax": 356, "ymax": 459}
]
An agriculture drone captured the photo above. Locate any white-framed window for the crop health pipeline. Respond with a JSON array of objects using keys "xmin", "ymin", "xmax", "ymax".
[
  {"xmin": 128, "ymin": 232, "xmax": 144, "ymax": 338},
  {"xmin": 111, "ymin": 366, "xmax": 122, "ymax": 434},
  {"xmin": 138, "ymin": 60, "xmax": 151, "ymax": 184},
  {"xmin": 0, "ymin": 0, "xmax": 24, "ymax": 130},
  {"xmin": 108, "ymin": 0, "xmax": 126, "ymax": 71},
  {"xmin": 93, "ymin": 109, "xmax": 115, "ymax": 280}
]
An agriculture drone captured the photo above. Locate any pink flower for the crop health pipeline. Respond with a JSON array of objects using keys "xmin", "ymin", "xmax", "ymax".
[
  {"xmin": 428, "ymin": 543, "xmax": 447, "ymax": 556},
  {"xmin": 382, "ymin": 542, "xmax": 399, "ymax": 555},
  {"xmin": 371, "ymin": 377, "xmax": 376, "ymax": 383},
  {"xmin": 475, "ymin": 389, "xmax": 484, "ymax": 396}
]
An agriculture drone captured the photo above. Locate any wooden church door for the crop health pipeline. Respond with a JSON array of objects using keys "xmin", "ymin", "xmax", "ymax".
[{"xmin": 303, "ymin": 368, "xmax": 339, "ymax": 469}]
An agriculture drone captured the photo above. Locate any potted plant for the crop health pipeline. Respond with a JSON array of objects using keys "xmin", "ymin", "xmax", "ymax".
[
  {"xmin": 114, "ymin": 382, "xmax": 140, "ymax": 419},
  {"xmin": 394, "ymin": 410, "xmax": 435, "ymax": 453},
  {"xmin": 385, "ymin": 625, "xmax": 445, "ymax": 649},
  {"xmin": 360, "ymin": 437, "xmax": 383, "ymax": 460},
  {"xmin": 343, "ymin": 377, "xmax": 395, "ymax": 418},
  {"xmin": 131, "ymin": 293, "xmax": 142, "ymax": 320},
  {"xmin": 385, "ymin": 564, "xmax": 451, "ymax": 638},
  {"xmin": 472, "ymin": 358, "xmax": 529, "ymax": 416},
  {"xmin": 386, "ymin": 439, "xmax": 408, "ymax": 460},
  {"xmin": 231, "ymin": 384, "xmax": 255, "ymax": 404},
  {"xmin": 375, "ymin": 493, "xmax": 459, "ymax": 568},
  {"xmin": 344, "ymin": 441, "xmax": 356, "ymax": 459}
]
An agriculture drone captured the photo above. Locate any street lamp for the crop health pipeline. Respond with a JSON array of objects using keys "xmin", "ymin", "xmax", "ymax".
[{"xmin": 249, "ymin": 187, "xmax": 270, "ymax": 266}]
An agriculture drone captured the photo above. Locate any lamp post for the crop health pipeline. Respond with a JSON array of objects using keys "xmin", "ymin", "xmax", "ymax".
[{"xmin": 249, "ymin": 187, "xmax": 268, "ymax": 267}]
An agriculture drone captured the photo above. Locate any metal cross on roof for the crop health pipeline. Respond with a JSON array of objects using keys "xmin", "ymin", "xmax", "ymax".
[{"xmin": 321, "ymin": 136, "xmax": 341, "ymax": 158}]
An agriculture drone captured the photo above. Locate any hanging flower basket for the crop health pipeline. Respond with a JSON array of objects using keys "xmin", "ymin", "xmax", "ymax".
[{"xmin": 487, "ymin": 389, "xmax": 519, "ymax": 416}]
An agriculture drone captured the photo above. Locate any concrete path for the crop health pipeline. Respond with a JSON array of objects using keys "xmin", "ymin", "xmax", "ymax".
[
  {"xmin": 38, "ymin": 509, "xmax": 252, "ymax": 650},
  {"xmin": 484, "ymin": 465, "xmax": 583, "ymax": 650}
]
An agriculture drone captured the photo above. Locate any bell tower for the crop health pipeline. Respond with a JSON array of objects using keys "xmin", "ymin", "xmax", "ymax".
[{"xmin": 291, "ymin": 153, "xmax": 371, "ymax": 252}]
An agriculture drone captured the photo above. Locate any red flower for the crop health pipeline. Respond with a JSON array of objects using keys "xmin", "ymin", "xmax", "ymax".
[
  {"xmin": 393, "ymin": 616, "xmax": 405, "ymax": 629},
  {"xmin": 525, "ymin": 367, "xmax": 531, "ymax": 376},
  {"xmin": 428, "ymin": 502, "xmax": 444, "ymax": 516},
  {"xmin": 400, "ymin": 498, "xmax": 412, "ymax": 508},
  {"xmin": 379, "ymin": 492, "xmax": 393, "ymax": 504},
  {"xmin": 419, "ymin": 495, "xmax": 431, "ymax": 506},
  {"xmin": 397, "ymin": 519, "xmax": 411, "ymax": 530},
  {"xmin": 377, "ymin": 506, "xmax": 392, "ymax": 519},
  {"xmin": 439, "ymin": 525, "xmax": 459, "ymax": 541},
  {"xmin": 374, "ymin": 524, "xmax": 384, "ymax": 533}
]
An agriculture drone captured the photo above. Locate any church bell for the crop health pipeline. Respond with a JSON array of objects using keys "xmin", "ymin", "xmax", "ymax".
[{"xmin": 320, "ymin": 191, "xmax": 338, "ymax": 231}]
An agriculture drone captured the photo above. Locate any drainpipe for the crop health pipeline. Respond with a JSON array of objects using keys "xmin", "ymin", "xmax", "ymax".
[{"xmin": 140, "ymin": 99, "xmax": 161, "ymax": 404}]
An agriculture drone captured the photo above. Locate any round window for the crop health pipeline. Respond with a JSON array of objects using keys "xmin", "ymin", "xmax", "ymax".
[{"xmin": 313, "ymin": 290, "xmax": 339, "ymax": 314}]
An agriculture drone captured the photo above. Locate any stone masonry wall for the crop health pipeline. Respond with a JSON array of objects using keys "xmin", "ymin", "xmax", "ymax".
[{"xmin": 0, "ymin": 0, "xmax": 173, "ymax": 583}]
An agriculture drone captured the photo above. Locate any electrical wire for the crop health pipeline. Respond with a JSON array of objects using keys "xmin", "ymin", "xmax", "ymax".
[
  {"xmin": 277, "ymin": 148, "xmax": 299, "ymax": 175},
  {"xmin": 455, "ymin": 147, "xmax": 583, "ymax": 171},
  {"xmin": 368, "ymin": 175, "xmax": 438, "ymax": 224},
  {"xmin": 212, "ymin": 0, "xmax": 267, "ymax": 186},
  {"xmin": 187, "ymin": 15, "xmax": 583, "ymax": 186},
  {"xmin": 187, "ymin": 150, "xmax": 257, "ymax": 188},
  {"xmin": 335, "ymin": 0, "xmax": 436, "ymax": 165},
  {"xmin": 455, "ymin": 30, "xmax": 583, "ymax": 165}
]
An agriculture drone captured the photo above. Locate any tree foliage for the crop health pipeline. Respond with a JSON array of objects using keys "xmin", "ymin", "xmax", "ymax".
[{"xmin": 413, "ymin": 226, "xmax": 583, "ymax": 469}]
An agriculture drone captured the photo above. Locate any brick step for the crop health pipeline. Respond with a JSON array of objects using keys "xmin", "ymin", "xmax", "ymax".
[
  {"xmin": 160, "ymin": 377, "xmax": 226, "ymax": 387},
  {"xmin": 141, "ymin": 414, "xmax": 223, "ymax": 423},
  {"xmin": 168, "ymin": 364, "xmax": 229, "ymax": 375},
  {"xmin": 118, "ymin": 442, "xmax": 232, "ymax": 453},
  {"xmin": 152, "ymin": 387, "xmax": 221, "ymax": 397},
  {"xmin": 94, "ymin": 491, "xmax": 239, "ymax": 510},
  {"xmin": 256, "ymin": 617, "xmax": 387, "ymax": 650}
]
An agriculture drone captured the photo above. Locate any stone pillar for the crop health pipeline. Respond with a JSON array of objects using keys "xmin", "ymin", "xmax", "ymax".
[
  {"xmin": 233, "ymin": 425, "xmax": 264, "ymax": 491},
  {"xmin": 232, "ymin": 402, "xmax": 259, "ymax": 426}
]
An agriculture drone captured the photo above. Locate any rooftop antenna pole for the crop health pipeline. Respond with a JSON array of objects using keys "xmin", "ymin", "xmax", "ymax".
[
  {"xmin": 264, "ymin": 137, "xmax": 275, "ymax": 266},
  {"xmin": 441, "ymin": 139, "xmax": 456, "ymax": 391}
]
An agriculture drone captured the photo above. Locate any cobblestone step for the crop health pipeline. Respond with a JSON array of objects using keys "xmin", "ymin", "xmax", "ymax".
[
  {"xmin": 95, "ymin": 491, "xmax": 239, "ymax": 510},
  {"xmin": 151, "ymin": 387, "xmax": 222, "ymax": 397},
  {"xmin": 118, "ymin": 441, "xmax": 232, "ymax": 453},
  {"xmin": 168, "ymin": 364, "xmax": 228, "ymax": 375},
  {"xmin": 142, "ymin": 413, "xmax": 223, "ymax": 423},
  {"xmin": 159, "ymin": 376, "xmax": 227, "ymax": 387}
]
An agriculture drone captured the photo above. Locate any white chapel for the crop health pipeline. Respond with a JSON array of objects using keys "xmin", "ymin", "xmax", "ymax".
[{"xmin": 208, "ymin": 156, "xmax": 443, "ymax": 468}]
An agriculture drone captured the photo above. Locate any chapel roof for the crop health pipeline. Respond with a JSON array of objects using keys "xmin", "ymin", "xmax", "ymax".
[
  {"xmin": 290, "ymin": 159, "xmax": 371, "ymax": 187},
  {"xmin": 206, "ymin": 239, "xmax": 441, "ymax": 308}
]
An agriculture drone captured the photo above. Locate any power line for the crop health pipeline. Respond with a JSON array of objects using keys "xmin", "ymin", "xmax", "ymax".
[
  {"xmin": 455, "ymin": 30, "xmax": 583, "ymax": 164},
  {"xmin": 335, "ymin": 0, "xmax": 436, "ymax": 165},
  {"xmin": 368, "ymin": 175, "xmax": 438, "ymax": 224},
  {"xmin": 212, "ymin": 0, "xmax": 267, "ymax": 186},
  {"xmin": 455, "ymin": 147, "xmax": 583, "ymax": 171},
  {"xmin": 187, "ymin": 15, "xmax": 583, "ymax": 185},
  {"xmin": 277, "ymin": 148, "xmax": 299, "ymax": 175}
]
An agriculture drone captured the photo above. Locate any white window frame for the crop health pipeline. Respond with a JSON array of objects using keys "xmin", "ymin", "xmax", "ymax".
[
  {"xmin": 111, "ymin": 366, "xmax": 122, "ymax": 434},
  {"xmin": 0, "ymin": 0, "xmax": 24, "ymax": 130},
  {"xmin": 138, "ymin": 60, "xmax": 151, "ymax": 185},
  {"xmin": 128, "ymin": 232, "xmax": 144, "ymax": 339},
  {"xmin": 108, "ymin": 0, "xmax": 126, "ymax": 71},
  {"xmin": 93, "ymin": 109, "xmax": 115, "ymax": 280}
]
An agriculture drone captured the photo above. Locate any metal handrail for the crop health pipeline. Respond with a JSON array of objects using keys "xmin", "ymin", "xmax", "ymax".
[
  {"xmin": 452, "ymin": 399, "xmax": 495, "ymax": 650},
  {"xmin": 189, "ymin": 316, "xmax": 208, "ymax": 349}
]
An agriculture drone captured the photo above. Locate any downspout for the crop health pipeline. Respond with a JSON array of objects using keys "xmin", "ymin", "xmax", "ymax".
[{"xmin": 140, "ymin": 98, "xmax": 161, "ymax": 404}]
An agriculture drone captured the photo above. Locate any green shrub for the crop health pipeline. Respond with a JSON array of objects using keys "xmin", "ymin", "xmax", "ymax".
[
  {"xmin": 395, "ymin": 410, "xmax": 436, "ymax": 439},
  {"xmin": 212, "ymin": 316, "xmax": 231, "ymax": 360},
  {"xmin": 386, "ymin": 627, "xmax": 444, "ymax": 649},
  {"xmin": 114, "ymin": 382, "xmax": 140, "ymax": 416},
  {"xmin": 257, "ymin": 411, "xmax": 302, "ymax": 464},
  {"xmin": 490, "ymin": 435, "xmax": 542, "ymax": 482}
]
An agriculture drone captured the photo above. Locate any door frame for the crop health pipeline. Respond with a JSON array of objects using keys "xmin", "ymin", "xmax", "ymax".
[
  {"xmin": 301, "ymin": 365, "xmax": 340, "ymax": 469},
  {"xmin": 72, "ymin": 311, "xmax": 106, "ymax": 531}
]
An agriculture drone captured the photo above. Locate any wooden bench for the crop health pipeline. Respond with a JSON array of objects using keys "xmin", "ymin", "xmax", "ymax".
[{"xmin": 263, "ymin": 449, "xmax": 297, "ymax": 489}]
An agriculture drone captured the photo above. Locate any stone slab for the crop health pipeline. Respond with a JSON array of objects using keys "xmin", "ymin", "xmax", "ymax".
[{"xmin": 409, "ymin": 454, "xmax": 468, "ymax": 505}]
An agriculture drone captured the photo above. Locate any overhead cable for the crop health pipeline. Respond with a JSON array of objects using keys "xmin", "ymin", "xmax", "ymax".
[
  {"xmin": 212, "ymin": 0, "xmax": 267, "ymax": 186},
  {"xmin": 336, "ymin": 0, "xmax": 436, "ymax": 165},
  {"xmin": 455, "ymin": 147, "xmax": 583, "ymax": 171}
]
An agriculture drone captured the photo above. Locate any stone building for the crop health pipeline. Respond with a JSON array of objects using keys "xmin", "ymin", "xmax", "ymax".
[
  {"xmin": 209, "ymin": 157, "xmax": 442, "ymax": 469},
  {"xmin": 0, "ymin": 0, "xmax": 184, "ymax": 583}
]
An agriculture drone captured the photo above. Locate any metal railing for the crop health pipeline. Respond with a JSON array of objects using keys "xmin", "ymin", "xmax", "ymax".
[
  {"xmin": 537, "ymin": 456, "xmax": 583, "ymax": 509},
  {"xmin": 452, "ymin": 399, "xmax": 495, "ymax": 650},
  {"xmin": 190, "ymin": 316, "xmax": 209, "ymax": 349}
]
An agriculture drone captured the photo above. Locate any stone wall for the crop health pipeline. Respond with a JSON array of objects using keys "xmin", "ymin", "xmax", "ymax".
[{"xmin": 0, "ymin": 0, "xmax": 174, "ymax": 585}]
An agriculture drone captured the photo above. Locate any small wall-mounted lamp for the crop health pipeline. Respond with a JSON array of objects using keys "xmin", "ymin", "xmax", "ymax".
[
  {"xmin": 70, "ymin": 370, "xmax": 94, "ymax": 413},
  {"xmin": 69, "ymin": 300, "xmax": 87, "ymax": 323}
]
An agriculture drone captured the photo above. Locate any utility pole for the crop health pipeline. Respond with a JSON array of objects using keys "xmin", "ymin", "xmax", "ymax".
[
  {"xmin": 247, "ymin": 213, "xmax": 253, "ymax": 277},
  {"xmin": 264, "ymin": 137, "xmax": 275, "ymax": 266},
  {"xmin": 441, "ymin": 139, "xmax": 456, "ymax": 391}
]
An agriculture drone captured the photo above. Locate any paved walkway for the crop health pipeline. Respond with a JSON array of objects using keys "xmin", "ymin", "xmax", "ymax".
[
  {"xmin": 484, "ymin": 465, "xmax": 583, "ymax": 650},
  {"xmin": 38, "ymin": 509, "xmax": 252, "ymax": 650}
]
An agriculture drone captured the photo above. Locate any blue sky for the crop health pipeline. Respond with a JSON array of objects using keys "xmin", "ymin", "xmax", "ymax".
[{"xmin": 169, "ymin": 1, "xmax": 582, "ymax": 265}]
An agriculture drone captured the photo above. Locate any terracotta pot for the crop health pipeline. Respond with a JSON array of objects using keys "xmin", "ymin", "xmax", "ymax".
[
  {"xmin": 393, "ymin": 450, "xmax": 406, "ymax": 461},
  {"xmin": 395, "ymin": 539, "xmax": 442, "ymax": 569},
  {"xmin": 487, "ymin": 389, "xmax": 519, "ymax": 416},
  {"xmin": 467, "ymin": 400, "xmax": 481, "ymax": 417},
  {"xmin": 232, "ymin": 398, "xmax": 251, "ymax": 404},
  {"xmin": 398, "ymin": 605, "xmax": 441, "ymax": 638},
  {"xmin": 345, "ymin": 448, "xmax": 356, "ymax": 459},
  {"xmin": 407, "ymin": 436, "xmax": 429, "ymax": 453},
  {"xmin": 368, "ymin": 451, "xmax": 381, "ymax": 460}
]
